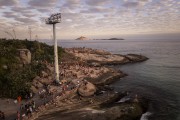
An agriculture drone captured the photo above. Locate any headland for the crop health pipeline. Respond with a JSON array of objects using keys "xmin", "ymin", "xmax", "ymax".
[{"xmin": 0, "ymin": 39, "xmax": 148, "ymax": 120}]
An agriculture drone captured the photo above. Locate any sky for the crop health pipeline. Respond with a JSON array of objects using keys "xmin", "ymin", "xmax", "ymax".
[{"xmin": 0, "ymin": 0, "xmax": 180, "ymax": 40}]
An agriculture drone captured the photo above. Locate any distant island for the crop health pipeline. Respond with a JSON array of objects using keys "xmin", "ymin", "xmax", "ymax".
[
  {"xmin": 75, "ymin": 36, "xmax": 89, "ymax": 40},
  {"xmin": 94, "ymin": 38, "xmax": 124, "ymax": 40},
  {"xmin": 108, "ymin": 38, "xmax": 124, "ymax": 40},
  {"xmin": 75, "ymin": 37, "xmax": 124, "ymax": 41}
]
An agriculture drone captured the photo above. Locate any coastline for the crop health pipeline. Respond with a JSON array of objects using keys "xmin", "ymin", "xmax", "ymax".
[{"xmin": 0, "ymin": 47, "xmax": 148, "ymax": 120}]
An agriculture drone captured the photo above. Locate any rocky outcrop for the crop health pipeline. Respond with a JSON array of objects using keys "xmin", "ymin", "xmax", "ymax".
[
  {"xmin": 17, "ymin": 49, "xmax": 31, "ymax": 65},
  {"xmin": 66, "ymin": 48, "xmax": 148, "ymax": 66},
  {"xmin": 125, "ymin": 54, "xmax": 148, "ymax": 62}
]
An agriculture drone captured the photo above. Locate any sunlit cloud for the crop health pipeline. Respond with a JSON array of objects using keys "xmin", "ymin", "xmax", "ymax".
[
  {"xmin": 0, "ymin": 0, "xmax": 19, "ymax": 7},
  {"xmin": 0, "ymin": 0, "xmax": 179, "ymax": 39}
]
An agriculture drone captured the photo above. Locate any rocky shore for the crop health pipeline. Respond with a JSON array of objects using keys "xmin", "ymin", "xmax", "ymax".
[
  {"xmin": 0, "ymin": 47, "xmax": 148, "ymax": 120},
  {"xmin": 65, "ymin": 48, "xmax": 148, "ymax": 66}
]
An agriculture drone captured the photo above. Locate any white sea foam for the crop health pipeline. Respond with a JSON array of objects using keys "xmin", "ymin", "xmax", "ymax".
[
  {"xmin": 116, "ymin": 97, "xmax": 130, "ymax": 103},
  {"xmin": 140, "ymin": 112, "xmax": 152, "ymax": 120}
]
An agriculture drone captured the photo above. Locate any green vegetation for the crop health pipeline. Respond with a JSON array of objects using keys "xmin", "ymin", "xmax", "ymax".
[{"xmin": 0, "ymin": 38, "xmax": 64, "ymax": 98}]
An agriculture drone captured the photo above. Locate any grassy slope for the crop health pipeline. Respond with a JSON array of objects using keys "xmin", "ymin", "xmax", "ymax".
[{"xmin": 0, "ymin": 39, "xmax": 64, "ymax": 98}]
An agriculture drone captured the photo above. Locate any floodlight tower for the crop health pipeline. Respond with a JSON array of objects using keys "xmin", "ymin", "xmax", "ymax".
[{"xmin": 45, "ymin": 13, "xmax": 61, "ymax": 84}]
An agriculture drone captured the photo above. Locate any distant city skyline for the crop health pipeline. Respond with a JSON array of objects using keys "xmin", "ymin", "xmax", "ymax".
[{"xmin": 0, "ymin": 0, "xmax": 180, "ymax": 40}]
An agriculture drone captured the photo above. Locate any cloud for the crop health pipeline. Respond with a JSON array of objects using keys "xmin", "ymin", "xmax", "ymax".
[
  {"xmin": 63, "ymin": 0, "xmax": 81, "ymax": 5},
  {"xmin": 28, "ymin": 0, "xmax": 58, "ymax": 8},
  {"xmin": 122, "ymin": 1, "xmax": 139, "ymax": 8},
  {"xmin": 3, "ymin": 12, "xmax": 18, "ymax": 18},
  {"xmin": 86, "ymin": 0, "xmax": 111, "ymax": 6},
  {"xmin": 138, "ymin": 0, "xmax": 151, "ymax": 2},
  {"xmin": 10, "ymin": 6, "xmax": 38, "ymax": 19},
  {"xmin": 122, "ymin": 0, "xmax": 153, "ymax": 8},
  {"xmin": 0, "ymin": 0, "xmax": 18, "ymax": 6},
  {"xmin": 60, "ymin": 0, "xmax": 81, "ymax": 12},
  {"xmin": 22, "ymin": 13, "xmax": 37, "ymax": 18},
  {"xmin": 0, "ymin": 0, "xmax": 180, "ymax": 39},
  {"xmin": 35, "ymin": 8, "xmax": 50, "ymax": 13},
  {"xmin": 14, "ymin": 17, "xmax": 38, "ymax": 24},
  {"xmin": 28, "ymin": 0, "xmax": 59, "ymax": 13},
  {"xmin": 80, "ymin": 7, "xmax": 114, "ymax": 13},
  {"xmin": 11, "ymin": 6, "xmax": 30, "ymax": 13}
]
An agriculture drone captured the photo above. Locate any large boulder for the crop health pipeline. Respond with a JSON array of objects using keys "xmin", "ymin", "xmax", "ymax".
[
  {"xmin": 17, "ymin": 49, "xmax": 31, "ymax": 64},
  {"xmin": 78, "ymin": 82, "xmax": 96, "ymax": 97}
]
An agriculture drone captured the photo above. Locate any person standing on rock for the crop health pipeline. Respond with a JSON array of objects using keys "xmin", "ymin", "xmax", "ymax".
[
  {"xmin": 32, "ymin": 100, "xmax": 36, "ymax": 110},
  {"xmin": 17, "ymin": 96, "xmax": 21, "ymax": 104}
]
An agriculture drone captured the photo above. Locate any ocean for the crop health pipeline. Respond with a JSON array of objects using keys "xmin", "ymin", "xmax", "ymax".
[{"xmin": 49, "ymin": 39, "xmax": 180, "ymax": 120}]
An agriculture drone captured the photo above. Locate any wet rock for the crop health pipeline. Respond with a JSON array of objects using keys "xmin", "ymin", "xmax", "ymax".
[
  {"xmin": 126, "ymin": 54, "xmax": 148, "ymax": 62},
  {"xmin": 103, "ymin": 103, "xmax": 143, "ymax": 120}
]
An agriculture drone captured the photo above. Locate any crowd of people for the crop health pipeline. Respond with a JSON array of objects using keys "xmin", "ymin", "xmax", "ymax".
[
  {"xmin": 57, "ymin": 61, "xmax": 107, "ymax": 80},
  {"xmin": 17, "ymin": 100, "xmax": 36, "ymax": 120},
  {"xmin": 24, "ymin": 79, "xmax": 83, "ymax": 119},
  {"xmin": 65, "ymin": 47, "xmax": 110, "ymax": 55}
]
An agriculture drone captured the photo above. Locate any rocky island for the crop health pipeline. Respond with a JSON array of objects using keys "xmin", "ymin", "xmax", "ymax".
[
  {"xmin": 94, "ymin": 38, "xmax": 124, "ymax": 40},
  {"xmin": 108, "ymin": 38, "xmax": 124, "ymax": 40},
  {"xmin": 0, "ymin": 39, "xmax": 148, "ymax": 120},
  {"xmin": 75, "ymin": 36, "xmax": 89, "ymax": 40}
]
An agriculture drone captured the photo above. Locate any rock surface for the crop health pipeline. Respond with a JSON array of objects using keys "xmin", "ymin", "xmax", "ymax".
[{"xmin": 65, "ymin": 48, "xmax": 148, "ymax": 66}]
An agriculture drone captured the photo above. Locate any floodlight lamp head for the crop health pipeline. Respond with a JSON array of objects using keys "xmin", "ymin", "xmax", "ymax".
[{"xmin": 46, "ymin": 13, "xmax": 61, "ymax": 24}]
